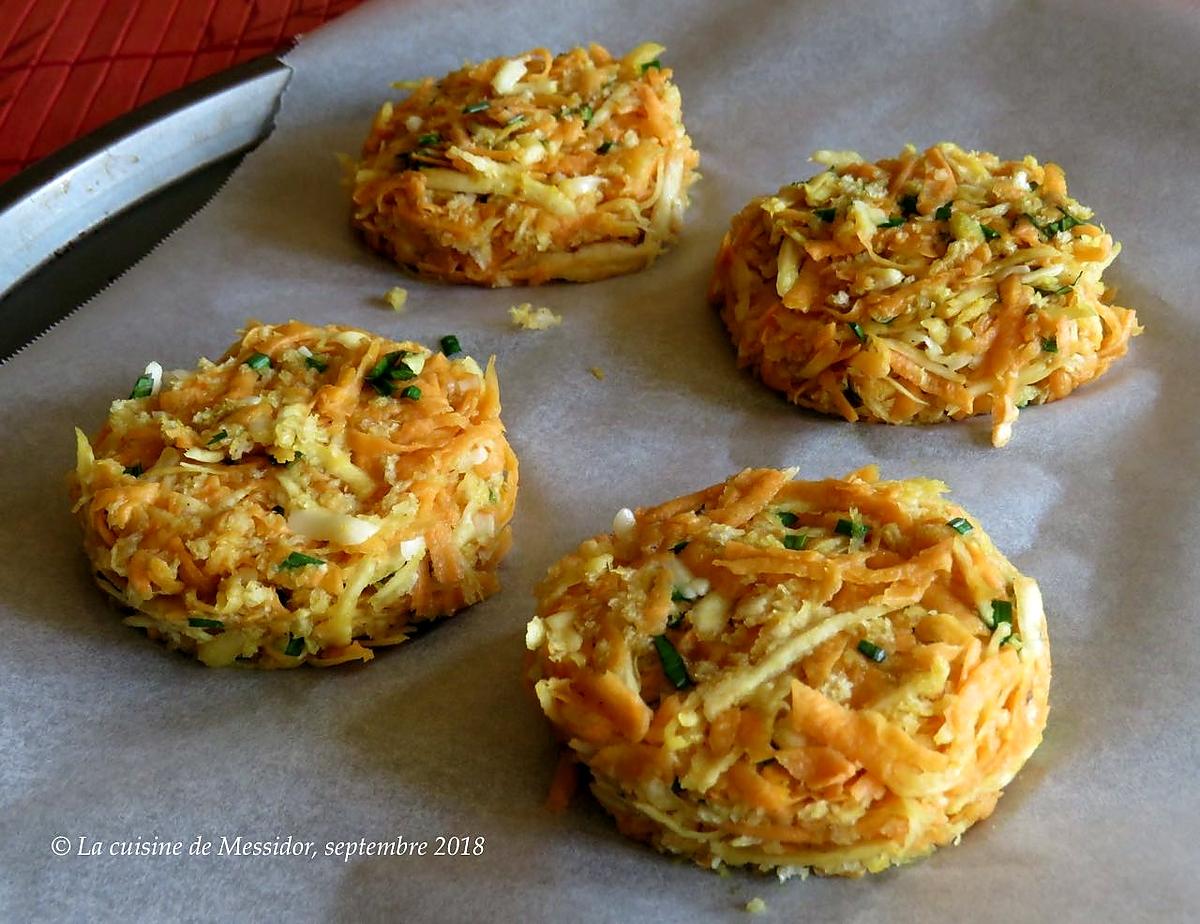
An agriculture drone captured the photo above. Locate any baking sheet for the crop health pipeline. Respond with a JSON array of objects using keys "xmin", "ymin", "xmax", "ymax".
[{"xmin": 1, "ymin": 0, "xmax": 1198, "ymax": 920}]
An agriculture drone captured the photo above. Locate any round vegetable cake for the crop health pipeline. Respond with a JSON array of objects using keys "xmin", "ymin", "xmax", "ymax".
[
  {"xmin": 351, "ymin": 42, "xmax": 699, "ymax": 286},
  {"xmin": 709, "ymin": 143, "xmax": 1141, "ymax": 446},
  {"xmin": 526, "ymin": 466, "xmax": 1050, "ymax": 876},
  {"xmin": 69, "ymin": 321, "xmax": 518, "ymax": 667}
]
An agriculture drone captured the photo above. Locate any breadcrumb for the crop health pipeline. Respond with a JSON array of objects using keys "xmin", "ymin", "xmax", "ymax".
[
  {"xmin": 589, "ymin": 366, "xmax": 605, "ymax": 381},
  {"xmin": 509, "ymin": 303, "xmax": 562, "ymax": 331},
  {"xmin": 745, "ymin": 898, "xmax": 767, "ymax": 914},
  {"xmin": 384, "ymin": 286, "xmax": 408, "ymax": 311}
]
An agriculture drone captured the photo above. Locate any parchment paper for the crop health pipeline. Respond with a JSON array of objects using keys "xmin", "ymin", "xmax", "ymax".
[{"xmin": 1, "ymin": 1, "xmax": 1197, "ymax": 920}]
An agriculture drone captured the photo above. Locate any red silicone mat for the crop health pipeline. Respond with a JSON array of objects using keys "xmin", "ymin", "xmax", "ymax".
[{"xmin": 0, "ymin": 0, "xmax": 363, "ymax": 182}]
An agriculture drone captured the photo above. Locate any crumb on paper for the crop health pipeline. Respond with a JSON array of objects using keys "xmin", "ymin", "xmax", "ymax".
[
  {"xmin": 385, "ymin": 287, "xmax": 408, "ymax": 311},
  {"xmin": 509, "ymin": 303, "xmax": 562, "ymax": 331},
  {"xmin": 589, "ymin": 366, "xmax": 605, "ymax": 381},
  {"xmin": 745, "ymin": 897, "xmax": 767, "ymax": 914}
]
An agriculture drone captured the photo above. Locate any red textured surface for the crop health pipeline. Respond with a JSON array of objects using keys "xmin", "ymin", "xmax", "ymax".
[{"xmin": 0, "ymin": 0, "xmax": 364, "ymax": 182}]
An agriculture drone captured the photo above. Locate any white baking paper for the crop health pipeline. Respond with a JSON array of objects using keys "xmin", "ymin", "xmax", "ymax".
[{"xmin": 1, "ymin": 0, "xmax": 1197, "ymax": 920}]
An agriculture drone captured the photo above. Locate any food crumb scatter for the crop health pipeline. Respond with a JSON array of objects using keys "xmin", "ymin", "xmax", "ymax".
[
  {"xmin": 384, "ymin": 286, "xmax": 408, "ymax": 311},
  {"xmin": 589, "ymin": 366, "xmax": 605, "ymax": 381},
  {"xmin": 509, "ymin": 303, "xmax": 562, "ymax": 331},
  {"xmin": 745, "ymin": 898, "xmax": 767, "ymax": 914}
]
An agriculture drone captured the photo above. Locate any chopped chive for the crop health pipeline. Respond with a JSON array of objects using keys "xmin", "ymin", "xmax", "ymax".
[
  {"xmin": 245, "ymin": 352, "xmax": 271, "ymax": 372},
  {"xmin": 640, "ymin": 58, "xmax": 661, "ymax": 73},
  {"xmin": 417, "ymin": 132, "xmax": 441, "ymax": 146},
  {"xmin": 783, "ymin": 533, "xmax": 808, "ymax": 551},
  {"xmin": 370, "ymin": 378, "xmax": 394, "ymax": 397},
  {"xmin": 1042, "ymin": 209, "xmax": 1082, "ymax": 236},
  {"xmin": 462, "ymin": 100, "xmax": 490, "ymax": 114},
  {"xmin": 671, "ymin": 540, "xmax": 689, "ymax": 553},
  {"xmin": 123, "ymin": 463, "xmax": 144, "ymax": 477},
  {"xmin": 848, "ymin": 322, "xmax": 867, "ymax": 343},
  {"xmin": 207, "ymin": 429, "xmax": 227, "ymax": 446},
  {"xmin": 400, "ymin": 385, "xmax": 422, "ymax": 400},
  {"xmin": 505, "ymin": 114, "xmax": 525, "ymax": 127},
  {"xmin": 946, "ymin": 516, "xmax": 973, "ymax": 535},
  {"xmin": 129, "ymin": 373, "xmax": 154, "ymax": 399},
  {"xmin": 835, "ymin": 518, "xmax": 869, "ymax": 540},
  {"xmin": 991, "ymin": 599, "xmax": 1013, "ymax": 627},
  {"xmin": 667, "ymin": 610, "xmax": 685, "ymax": 628},
  {"xmin": 1001, "ymin": 633, "xmax": 1022, "ymax": 648},
  {"xmin": 814, "ymin": 206, "xmax": 837, "ymax": 222},
  {"xmin": 857, "ymin": 639, "xmax": 886, "ymax": 662},
  {"xmin": 596, "ymin": 140, "xmax": 615, "ymax": 154},
  {"xmin": 279, "ymin": 551, "xmax": 325, "ymax": 570},
  {"xmin": 304, "ymin": 354, "xmax": 328, "ymax": 372},
  {"xmin": 283, "ymin": 635, "xmax": 305, "ymax": 657},
  {"xmin": 934, "ymin": 202, "xmax": 953, "ymax": 221},
  {"xmin": 777, "ymin": 511, "xmax": 799, "ymax": 528},
  {"xmin": 653, "ymin": 635, "xmax": 691, "ymax": 689},
  {"xmin": 878, "ymin": 216, "xmax": 905, "ymax": 228},
  {"xmin": 980, "ymin": 224, "xmax": 1001, "ymax": 241},
  {"xmin": 387, "ymin": 363, "xmax": 416, "ymax": 381},
  {"xmin": 898, "ymin": 193, "xmax": 918, "ymax": 217},
  {"xmin": 671, "ymin": 589, "xmax": 687, "ymax": 603},
  {"xmin": 366, "ymin": 356, "xmax": 390, "ymax": 379},
  {"xmin": 188, "ymin": 617, "xmax": 224, "ymax": 629},
  {"xmin": 578, "ymin": 103, "xmax": 593, "ymax": 124},
  {"xmin": 440, "ymin": 334, "xmax": 462, "ymax": 355},
  {"xmin": 1041, "ymin": 336, "xmax": 1058, "ymax": 353}
]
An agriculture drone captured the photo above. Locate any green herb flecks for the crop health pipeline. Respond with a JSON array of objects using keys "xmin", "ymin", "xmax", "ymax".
[
  {"xmin": 777, "ymin": 511, "xmax": 799, "ymax": 528},
  {"xmin": 283, "ymin": 635, "xmax": 305, "ymax": 657},
  {"xmin": 857, "ymin": 639, "xmax": 886, "ymax": 662},
  {"xmin": 783, "ymin": 533, "xmax": 808, "ymax": 551},
  {"xmin": 129, "ymin": 373, "xmax": 155, "ymax": 399},
  {"xmin": 578, "ymin": 103, "xmax": 593, "ymax": 124},
  {"xmin": 835, "ymin": 518, "xmax": 869, "ymax": 541},
  {"xmin": 207, "ymin": 430, "xmax": 227, "ymax": 446},
  {"xmin": 640, "ymin": 59, "xmax": 662, "ymax": 73},
  {"xmin": 245, "ymin": 352, "xmax": 271, "ymax": 372},
  {"xmin": 417, "ymin": 132, "xmax": 441, "ymax": 146},
  {"xmin": 366, "ymin": 350, "xmax": 417, "ymax": 395},
  {"xmin": 596, "ymin": 140, "xmax": 614, "ymax": 154},
  {"xmin": 279, "ymin": 552, "xmax": 325, "ymax": 570},
  {"xmin": 400, "ymin": 385, "xmax": 422, "ymax": 400},
  {"xmin": 934, "ymin": 203, "xmax": 953, "ymax": 221},
  {"xmin": 980, "ymin": 224, "xmax": 1001, "ymax": 241},
  {"xmin": 671, "ymin": 540, "xmax": 689, "ymax": 554},
  {"xmin": 304, "ymin": 354, "xmax": 329, "ymax": 372},
  {"xmin": 188, "ymin": 617, "xmax": 224, "ymax": 629},
  {"xmin": 1042, "ymin": 337, "xmax": 1058, "ymax": 353},
  {"xmin": 505, "ymin": 114, "xmax": 526, "ymax": 127},
  {"xmin": 440, "ymin": 334, "xmax": 462, "ymax": 355},
  {"xmin": 653, "ymin": 635, "xmax": 691, "ymax": 689},
  {"xmin": 946, "ymin": 516, "xmax": 973, "ymax": 535},
  {"xmin": 898, "ymin": 193, "xmax": 919, "ymax": 217},
  {"xmin": 123, "ymin": 463, "xmax": 144, "ymax": 477},
  {"xmin": 990, "ymin": 599, "xmax": 1013, "ymax": 628},
  {"xmin": 671, "ymin": 589, "xmax": 687, "ymax": 603},
  {"xmin": 814, "ymin": 207, "xmax": 837, "ymax": 222},
  {"xmin": 848, "ymin": 322, "xmax": 867, "ymax": 343},
  {"xmin": 462, "ymin": 100, "xmax": 491, "ymax": 114},
  {"xmin": 878, "ymin": 216, "xmax": 905, "ymax": 228}
]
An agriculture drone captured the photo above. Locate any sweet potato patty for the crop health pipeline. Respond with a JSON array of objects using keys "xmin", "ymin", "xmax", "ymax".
[
  {"xmin": 70, "ymin": 320, "xmax": 518, "ymax": 667},
  {"xmin": 526, "ymin": 466, "xmax": 1049, "ymax": 876},
  {"xmin": 351, "ymin": 42, "xmax": 699, "ymax": 286},
  {"xmin": 709, "ymin": 143, "xmax": 1140, "ymax": 446}
]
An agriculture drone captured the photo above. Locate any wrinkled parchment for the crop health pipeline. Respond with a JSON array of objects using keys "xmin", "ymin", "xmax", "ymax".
[{"xmin": 1, "ymin": 1, "xmax": 1197, "ymax": 920}]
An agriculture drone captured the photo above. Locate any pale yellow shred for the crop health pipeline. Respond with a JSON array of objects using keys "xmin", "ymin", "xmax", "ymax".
[
  {"xmin": 384, "ymin": 286, "xmax": 408, "ymax": 311},
  {"xmin": 589, "ymin": 366, "xmax": 606, "ymax": 381},
  {"xmin": 745, "ymin": 898, "xmax": 767, "ymax": 914},
  {"xmin": 509, "ymin": 303, "xmax": 562, "ymax": 331}
]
